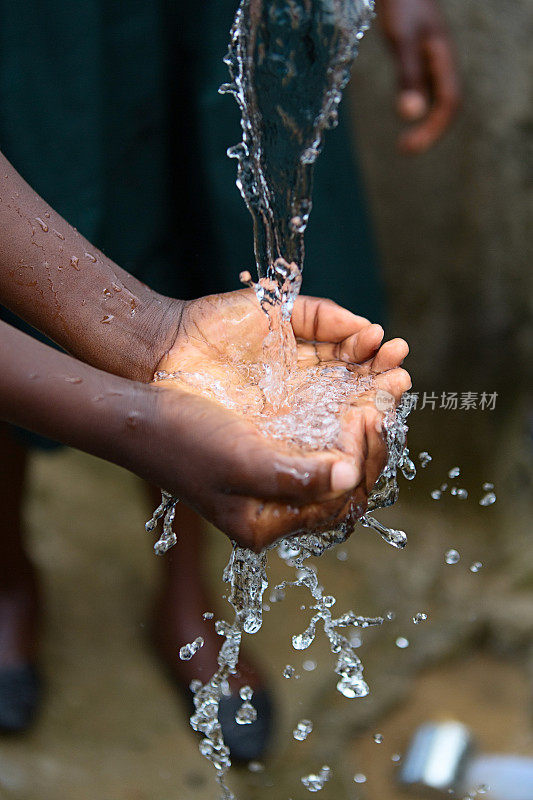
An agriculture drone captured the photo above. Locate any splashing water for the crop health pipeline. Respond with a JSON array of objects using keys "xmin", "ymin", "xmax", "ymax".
[
  {"xmin": 293, "ymin": 719, "xmax": 314, "ymax": 741},
  {"xmin": 143, "ymin": 1, "xmax": 422, "ymax": 796},
  {"xmin": 302, "ymin": 765, "xmax": 331, "ymax": 792},
  {"xmin": 179, "ymin": 636, "xmax": 204, "ymax": 661},
  {"xmin": 221, "ymin": 0, "xmax": 375, "ymax": 279}
]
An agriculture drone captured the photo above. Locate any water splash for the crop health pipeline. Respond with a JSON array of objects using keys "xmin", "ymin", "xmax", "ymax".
[
  {"xmin": 294, "ymin": 718, "xmax": 313, "ymax": 741},
  {"xmin": 302, "ymin": 765, "xmax": 331, "ymax": 792},
  {"xmin": 179, "ymin": 636, "xmax": 204, "ymax": 661},
  {"xmin": 445, "ymin": 548, "xmax": 461, "ymax": 565},
  {"xmin": 142, "ymin": 2, "xmax": 422, "ymax": 796},
  {"xmin": 222, "ymin": 0, "xmax": 375, "ymax": 279}
]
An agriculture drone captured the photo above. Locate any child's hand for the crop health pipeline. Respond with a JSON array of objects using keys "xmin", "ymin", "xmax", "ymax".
[
  {"xmin": 377, "ymin": 0, "xmax": 460, "ymax": 153},
  {"xmin": 146, "ymin": 290, "xmax": 410, "ymax": 551}
]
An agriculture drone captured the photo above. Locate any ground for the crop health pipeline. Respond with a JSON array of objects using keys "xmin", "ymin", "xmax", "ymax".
[{"xmin": 0, "ymin": 435, "xmax": 531, "ymax": 799}]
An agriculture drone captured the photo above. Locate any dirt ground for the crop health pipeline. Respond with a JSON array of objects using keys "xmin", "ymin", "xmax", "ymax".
[{"xmin": 0, "ymin": 444, "xmax": 531, "ymax": 800}]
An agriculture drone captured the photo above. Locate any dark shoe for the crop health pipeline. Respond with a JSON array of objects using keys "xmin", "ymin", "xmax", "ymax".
[
  {"xmin": 0, "ymin": 664, "xmax": 41, "ymax": 733},
  {"xmin": 216, "ymin": 688, "xmax": 274, "ymax": 763}
]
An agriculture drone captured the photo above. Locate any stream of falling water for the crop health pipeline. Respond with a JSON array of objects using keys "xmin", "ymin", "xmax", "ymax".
[{"xmin": 145, "ymin": 1, "xmax": 418, "ymax": 797}]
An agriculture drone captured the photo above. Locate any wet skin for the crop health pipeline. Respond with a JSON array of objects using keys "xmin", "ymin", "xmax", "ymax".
[
  {"xmin": 152, "ymin": 289, "xmax": 411, "ymax": 551},
  {"xmin": 0, "ymin": 151, "xmax": 409, "ymax": 553}
]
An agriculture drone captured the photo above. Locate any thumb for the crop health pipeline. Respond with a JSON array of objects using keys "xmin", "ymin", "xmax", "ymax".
[{"xmin": 245, "ymin": 449, "xmax": 362, "ymax": 506}]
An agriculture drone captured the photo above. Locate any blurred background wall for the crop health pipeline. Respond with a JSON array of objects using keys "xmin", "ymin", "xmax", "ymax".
[{"xmin": 350, "ymin": 0, "xmax": 532, "ymax": 394}]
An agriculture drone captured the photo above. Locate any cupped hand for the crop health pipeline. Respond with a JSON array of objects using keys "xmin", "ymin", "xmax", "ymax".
[
  {"xmin": 377, "ymin": 0, "xmax": 460, "ymax": 153},
  {"xmin": 149, "ymin": 290, "xmax": 410, "ymax": 551}
]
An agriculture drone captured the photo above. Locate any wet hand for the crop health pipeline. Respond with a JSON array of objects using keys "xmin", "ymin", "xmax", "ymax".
[
  {"xmin": 150, "ymin": 290, "xmax": 410, "ymax": 551},
  {"xmin": 376, "ymin": 0, "xmax": 460, "ymax": 153}
]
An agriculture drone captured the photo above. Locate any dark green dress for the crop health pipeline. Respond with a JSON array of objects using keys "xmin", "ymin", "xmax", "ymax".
[{"xmin": 0, "ymin": 0, "xmax": 384, "ymax": 445}]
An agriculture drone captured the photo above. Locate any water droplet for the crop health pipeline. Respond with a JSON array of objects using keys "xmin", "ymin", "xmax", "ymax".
[
  {"xmin": 301, "ymin": 766, "xmax": 330, "ymax": 792},
  {"xmin": 293, "ymin": 719, "xmax": 313, "ymax": 741},
  {"xmin": 35, "ymin": 217, "xmax": 48, "ymax": 232},
  {"xmin": 179, "ymin": 636, "xmax": 204, "ymax": 661},
  {"xmin": 413, "ymin": 612, "xmax": 428, "ymax": 624},
  {"xmin": 239, "ymin": 685, "xmax": 253, "ymax": 701},
  {"xmin": 482, "ymin": 482, "xmax": 494, "ymax": 491},
  {"xmin": 323, "ymin": 595, "xmax": 336, "ymax": 608},
  {"xmin": 395, "ymin": 637, "xmax": 409, "ymax": 649},
  {"xmin": 400, "ymin": 455, "xmax": 416, "ymax": 480},
  {"xmin": 431, "ymin": 489, "xmax": 442, "ymax": 500},
  {"xmin": 269, "ymin": 586, "xmax": 285, "ymax": 603},
  {"xmin": 385, "ymin": 610, "xmax": 395, "ymax": 621},
  {"xmin": 448, "ymin": 466, "xmax": 461, "ymax": 478},
  {"xmin": 126, "ymin": 411, "xmax": 140, "ymax": 429},
  {"xmin": 336, "ymin": 549, "xmax": 348, "ymax": 561},
  {"xmin": 70, "ymin": 256, "xmax": 80, "ymax": 269},
  {"xmin": 202, "ymin": 611, "xmax": 214, "ymax": 620},
  {"xmin": 101, "ymin": 314, "xmax": 114, "ymax": 324},
  {"xmin": 456, "ymin": 488, "xmax": 468, "ymax": 499},
  {"xmin": 283, "ymin": 665, "xmax": 296, "ymax": 679},
  {"xmin": 292, "ymin": 622, "xmax": 316, "ymax": 650},
  {"xmin": 373, "ymin": 733, "xmax": 383, "ymax": 744},
  {"xmin": 84, "ymin": 252, "xmax": 97, "ymax": 262},
  {"xmin": 303, "ymin": 659, "xmax": 316, "ymax": 672},
  {"xmin": 248, "ymin": 761, "xmax": 264, "ymax": 773},
  {"xmin": 479, "ymin": 491, "xmax": 496, "ymax": 506},
  {"xmin": 391, "ymin": 753, "xmax": 402, "ymax": 762},
  {"xmin": 235, "ymin": 698, "xmax": 257, "ymax": 725},
  {"xmin": 445, "ymin": 549, "xmax": 460, "ymax": 565},
  {"xmin": 470, "ymin": 561, "xmax": 483, "ymax": 573},
  {"xmin": 418, "ymin": 451, "xmax": 432, "ymax": 468},
  {"xmin": 353, "ymin": 773, "xmax": 367, "ymax": 784},
  {"xmin": 53, "ymin": 229, "xmax": 65, "ymax": 240}
]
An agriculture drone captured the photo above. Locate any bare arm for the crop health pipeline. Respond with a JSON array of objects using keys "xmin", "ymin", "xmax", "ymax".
[
  {"xmin": 0, "ymin": 152, "xmax": 182, "ymax": 382},
  {"xmin": 0, "ymin": 319, "xmax": 369, "ymax": 550}
]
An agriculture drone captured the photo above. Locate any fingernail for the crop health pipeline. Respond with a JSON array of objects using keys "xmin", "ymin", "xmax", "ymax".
[
  {"xmin": 398, "ymin": 91, "xmax": 427, "ymax": 120},
  {"xmin": 331, "ymin": 461, "xmax": 359, "ymax": 493}
]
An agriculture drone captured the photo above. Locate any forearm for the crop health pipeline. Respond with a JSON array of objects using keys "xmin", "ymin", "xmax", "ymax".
[
  {"xmin": 0, "ymin": 151, "xmax": 183, "ymax": 382},
  {"xmin": 0, "ymin": 319, "xmax": 152, "ymax": 471}
]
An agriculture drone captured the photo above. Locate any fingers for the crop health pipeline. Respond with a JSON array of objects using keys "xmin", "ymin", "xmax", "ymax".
[
  {"xmin": 374, "ymin": 367, "xmax": 412, "ymax": 403},
  {"xmin": 292, "ymin": 295, "xmax": 371, "ymax": 342},
  {"xmin": 226, "ymin": 438, "xmax": 363, "ymax": 507},
  {"xmin": 250, "ymin": 485, "xmax": 369, "ymax": 552},
  {"xmin": 363, "ymin": 407, "xmax": 388, "ymax": 493},
  {"xmin": 369, "ymin": 337, "xmax": 409, "ymax": 373},
  {"xmin": 399, "ymin": 34, "xmax": 460, "ymax": 154},
  {"xmin": 336, "ymin": 323, "xmax": 384, "ymax": 364}
]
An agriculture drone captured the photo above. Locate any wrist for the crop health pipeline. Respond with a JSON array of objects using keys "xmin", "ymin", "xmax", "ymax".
[{"xmin": 126, "ymin": 294, "xmax": 186, "ymax": 384}]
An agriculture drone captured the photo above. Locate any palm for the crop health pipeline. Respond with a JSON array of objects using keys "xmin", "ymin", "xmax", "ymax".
[{"xmin": 152, "ymin": 290, "xmax": 410, "ymax": 550}]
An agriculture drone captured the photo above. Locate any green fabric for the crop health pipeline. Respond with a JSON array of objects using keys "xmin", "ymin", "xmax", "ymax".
[{"xmin": 0, "ymin": 0, "xmax": 384, "ymax": 314}]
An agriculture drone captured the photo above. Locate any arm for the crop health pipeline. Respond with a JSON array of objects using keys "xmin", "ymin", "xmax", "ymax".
[
  {"xmin": 0, "ymin": 319, "xmax": 369, "ymax": 551},
  {"xmin": 0, "ymin": 152, "xmax": 182, "ymax": 382}
]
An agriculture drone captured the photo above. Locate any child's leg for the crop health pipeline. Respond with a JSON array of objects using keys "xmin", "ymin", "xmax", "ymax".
[
  {"xmin": 149, "ymin": 495, "xmax": 263, "ymax": 690},
  {"xmin": 0, "ymin": 423, "xmax": 40, "ymax": 667}
]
